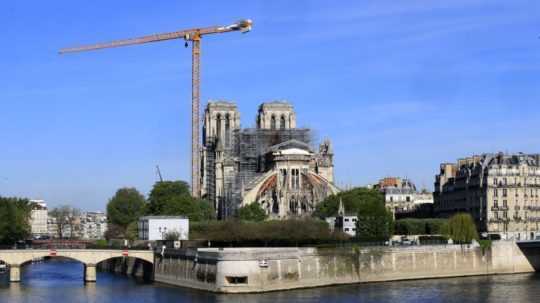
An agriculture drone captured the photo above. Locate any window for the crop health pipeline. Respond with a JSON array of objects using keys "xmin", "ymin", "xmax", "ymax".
[
  {"xmin": 494, "ymin": 189, "xmax": 498, "ymax": 197},
  {"xmin": 344, "ymin": 218, "xmax": 349, "ymax": 222},
  {"xmin": 494, "ymin": 178, "xmax": 498, "ymax": 185},
  {"xmin": 281, "ymin": 169, "xmax": 288, "ymax": 187},
  {"xmin": 291, "ymin": 169, "xmax": 300, "ymax": 189},
  {"xmin": 494, "ymin": 200, "xmax": 498, "ymax": 208},
  {"xmin": 270, "ymin": 115, "xmax": 276, "ymax": 129},
  {"xmin": 503, "ymin": 189, "xmax": 507, "ymax": 197},
  {"xmin": 503, "ymin": 200, "xmax": 508, "ymax": 208},
  {"xmin": 280, "ymin": 115, "xmax": 286, "ymax": 129},
  {"xmin": 503, "ymin": 211, "xmax": 508, "ymax": 219},
  {"xmin": 216, "ymin": 113, "xmax": 222, "ymax": 138},
  {"xmin": 226, "ymin": 276, "xmax": 248, "ymax": 284},
  {"xmin": 225, "ymin": 113, "xmax": 230, "ymax": 146}
]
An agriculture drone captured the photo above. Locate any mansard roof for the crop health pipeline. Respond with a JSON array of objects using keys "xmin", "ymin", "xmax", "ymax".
[{"xmin": 458, "ymin": 152, "xmax": 540, "ymax": 170}]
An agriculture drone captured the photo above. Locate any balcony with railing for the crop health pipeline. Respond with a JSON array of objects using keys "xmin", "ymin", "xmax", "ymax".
[{"xmin": 488, "ymin": 218, "xmax": 503, "ymax": 223}]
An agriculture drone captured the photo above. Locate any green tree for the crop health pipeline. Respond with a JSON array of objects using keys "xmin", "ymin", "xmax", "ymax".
[
  {"xmin": 146, "ymin": 181, "xmax": 214, "ymax": 221},
  {"xmin": 0, "ymin": 197, "xmax": 31, "ymax": 244},
  {"xmin": 125, "ymin": 221, "xmax": 139, "ymax": 241},
  {"xmin": 314, "ymin": 187, "xmax": 385, "ymax": 218},
  {"xmin": 446, "ymin": 213, "xmax": 478, "ymax": 244},
  {"xmin": 189, "ymin": 218, "xmax": 345, "ymax": 245},
  {"xmin": 147, "ymin": 181, "xmax": 190, "ymax": 215},
  {"xmin": 356, "ymin": 201, "xmax": 394, "ymax": 241},
  {"xmin": 104, "ymin": 223, "xmax": 125, "ymax": 240},
  {"xmin": 237, "ymin": 203, "xmax": 267, "ymax": 222},
  {"xmin": 395, "ymin": 218, "xmax": 448, "ymax": 235},
  {"xmin": 106, "ymin": 187, "xmax": 146, "ymax": 237},
  {"xmin": 164, "ymin": 231, "xmax": 181, "ymax": 241},
  {"xmin": 314, "ymin": 187, "xmax": 393, "ymax": 241}
]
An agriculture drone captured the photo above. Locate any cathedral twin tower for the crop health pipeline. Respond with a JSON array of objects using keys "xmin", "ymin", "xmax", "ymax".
[{"xmin": 200, "ymin": 100, "xmax": 338, "ymax": 219}]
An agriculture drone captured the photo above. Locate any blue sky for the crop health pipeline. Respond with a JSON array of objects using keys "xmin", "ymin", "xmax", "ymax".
[{"xmin": 2, "ymin": 1, "xmax": 540, "ymax": 210}]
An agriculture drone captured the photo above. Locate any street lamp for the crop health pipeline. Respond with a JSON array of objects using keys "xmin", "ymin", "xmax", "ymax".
[{"xmin": 158, "ymin": 227, "xmax": 168, "ymax": 240}]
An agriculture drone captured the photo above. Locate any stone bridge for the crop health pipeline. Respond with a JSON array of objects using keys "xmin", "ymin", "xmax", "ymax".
[{"xmin": 0, "ymin": 249, "xmax": 154, "ymax": 282}]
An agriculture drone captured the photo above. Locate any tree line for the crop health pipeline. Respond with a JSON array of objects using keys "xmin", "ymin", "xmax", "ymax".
[
  {"xmin": 0, "ymin": 197, "xmax": 31, "ymax": 245},
  {"xmin": 0, "ymin": 182, "xmax": 479, "ymax": 245},
  {"xmin": 0, "ymin": 197, "xmax": 85, "ymax": 243},
  {"xmin": 106, "ymin": 181, "xmax": 480, "ymax": 244},
  {"xmin": 105, "ymin": 181, "xmax": 214, "ymax": 240}
]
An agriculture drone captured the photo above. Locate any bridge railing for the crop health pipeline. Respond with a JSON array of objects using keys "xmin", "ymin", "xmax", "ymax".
[{"xmin": 31, "ymin": 240, "xmax": 92, "ymax": 249}]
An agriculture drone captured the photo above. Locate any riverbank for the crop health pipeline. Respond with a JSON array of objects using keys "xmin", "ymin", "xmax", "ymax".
[
  {"xmin": 3, "ymin": 259, "xmax": 540, "ymax": 302},
  {"xmin": 153, "ymin": 241, "xmax": 536, "ymax": 293}
]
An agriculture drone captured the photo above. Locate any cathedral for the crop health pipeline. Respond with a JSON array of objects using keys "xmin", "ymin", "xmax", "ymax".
[{"xmin": 200, "ymin": 100, "xmax": 339, "ymax": 219}]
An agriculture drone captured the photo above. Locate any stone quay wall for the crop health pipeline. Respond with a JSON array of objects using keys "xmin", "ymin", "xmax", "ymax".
[
  {"xmin": 153, "ymin": 241, "xmax": 535, "ymax": 293},
  {"xmin": 98, "ymin": 257, "xmax": 154, "ymax": 281}
]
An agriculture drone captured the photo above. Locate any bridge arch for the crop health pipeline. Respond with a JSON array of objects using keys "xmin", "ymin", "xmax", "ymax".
[
  {"xmin": 91, "ymin": 251, "xmax": 154, "ymax": 265},
  {"xmin": 96, "ymin": 255, "xmax": 154, "ymax": 282},
  {"xmin": 18, "ymin": 253, "xmax": 88, "ymax": 267},
  {"xmin": 0, "ymin": 249, "xmax": 154, "ymax": 283}
]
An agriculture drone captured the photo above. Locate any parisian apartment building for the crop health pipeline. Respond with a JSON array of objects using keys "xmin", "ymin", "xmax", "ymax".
[
  {"xmin": 46, "ymin": 210, "xmax": 108, "ymax": 239},
  {"xmin": 79, "ymin": 211, "xmax": 108, "ymax": 240},
  {"xmin": 373, "ymin": 177, "xmax": 434, "ymax": 216},
  {"xmin": 29, "ymin": 200, "xmax": 49, "ymax": 239},
  {"xmin": 434, "ymin": 152, "xmax": 540, "ymax": 240}
]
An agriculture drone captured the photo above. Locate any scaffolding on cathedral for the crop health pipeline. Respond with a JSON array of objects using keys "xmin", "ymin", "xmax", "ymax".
[{"xmin": 204, "ymin": 127, "xmax": 312, "ymax": 218}]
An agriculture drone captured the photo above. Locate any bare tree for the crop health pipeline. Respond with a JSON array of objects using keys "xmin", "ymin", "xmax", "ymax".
[{"xmin": 49, "ymin": 206, "xmax": 81, "ymax": 239}]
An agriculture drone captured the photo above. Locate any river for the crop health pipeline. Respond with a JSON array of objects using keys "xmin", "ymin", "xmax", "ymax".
[{"xmin": 0, "ymin": 259, "xmax": 538, "ymax": 302}]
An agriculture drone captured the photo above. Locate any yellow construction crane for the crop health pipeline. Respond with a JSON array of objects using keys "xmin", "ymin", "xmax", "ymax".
[{"xmin": 60, "ymin": 19, "xmax": 253, "ymax": 198}]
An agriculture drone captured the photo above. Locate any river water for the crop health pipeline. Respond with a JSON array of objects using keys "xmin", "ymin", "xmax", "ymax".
[{"xmin": 0, "ymin": 259, "xmax": 538, "ymax": 302}]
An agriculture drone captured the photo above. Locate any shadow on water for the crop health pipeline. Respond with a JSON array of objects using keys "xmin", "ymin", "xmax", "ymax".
[{"xmin": 1, "ymin": 259, "xmax": 540, "ymax": 302}]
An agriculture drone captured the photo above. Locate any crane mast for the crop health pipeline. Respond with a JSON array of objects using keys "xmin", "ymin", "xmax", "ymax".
[
  {"xmin": 60, "ymin": 20, "xmax": 252, "ymax": 198},
  {"xmin": 156, "ymin": 165, "xmax": 164, "ymax": 182}
]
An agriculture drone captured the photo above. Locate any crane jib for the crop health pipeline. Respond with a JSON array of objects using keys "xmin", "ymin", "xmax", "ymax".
[
  {"xmin": 59, "ymin": 19, "xmax": 252, "ymax": 198},
  {"xmin": 59, "ymin": 26, "xmax": 236, "ymax": 54}
]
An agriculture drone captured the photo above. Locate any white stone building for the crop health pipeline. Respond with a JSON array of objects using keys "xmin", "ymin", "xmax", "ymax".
[
  {"xmin": 374, "ymin": 177, "xmax": 433, "ymax": 215},
  {"xmin": 29, "ymin": 200, "xmax": 48, "ymax": 238},
  {"xmin": 80, "ymin": 212, "xmax": 108, "ymax": 240},
  {"xmin": 47, "ymin": 217, "xmax": 58, "ymax": 238},
  {"xmin": 434, "ymin": 152, "xmax": 540, "ymax": 240},
  {"xmin": 325, "ymin": 199, "xmax": 357, "ymax": 237}
]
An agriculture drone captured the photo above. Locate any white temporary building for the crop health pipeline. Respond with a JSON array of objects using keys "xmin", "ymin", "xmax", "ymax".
[{"xmin": 138, "ymin": 216, "xmax": 189, "ymax": 241}]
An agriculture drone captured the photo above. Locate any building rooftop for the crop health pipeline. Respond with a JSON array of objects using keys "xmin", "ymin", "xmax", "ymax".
[
  {"xmin": 455, "ymin": 152, "xmax": 540, "ymax": 170},
  {"xmin": 206, "ymin": 100, "xmax": 238, "ymax": 110},
  {"xmin": 139, "ymin": 216, "xmax": 188, "ymax": 220},
  {"xmin": 258, "ymin": 100, "xmax": 294, "ymax": 110}
]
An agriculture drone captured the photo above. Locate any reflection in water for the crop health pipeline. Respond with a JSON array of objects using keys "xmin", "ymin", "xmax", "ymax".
[{"xmin": 0, "ymin": 259, "xmax": 538, "ymax": 302}]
